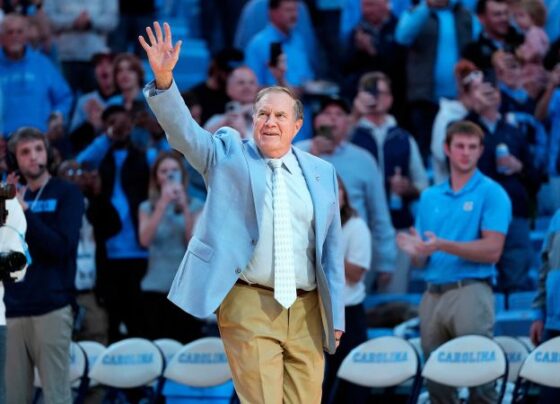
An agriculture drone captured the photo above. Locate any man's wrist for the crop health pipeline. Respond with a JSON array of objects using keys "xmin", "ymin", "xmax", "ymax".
[{"xmin": 155, "ymin": 73, "xmax": 173, "ymax": 90}]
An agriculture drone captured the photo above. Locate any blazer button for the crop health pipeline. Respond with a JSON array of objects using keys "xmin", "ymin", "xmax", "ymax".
[
  {"xmin": 251, "ymin": 239, "xmax": 256, "ymax": 246},
  {"xmin": 235, "ymin": 268, "xmax": 241, "ymax": 274}
]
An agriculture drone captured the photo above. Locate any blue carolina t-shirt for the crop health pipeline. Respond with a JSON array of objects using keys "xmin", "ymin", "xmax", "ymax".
[
  {"xmin": 416, "ymin": 169, "xmax": 512, "ymax": 284},
  {"xmin": 105, "ymin": 150, "xmax": 148, "ymax": 259}
]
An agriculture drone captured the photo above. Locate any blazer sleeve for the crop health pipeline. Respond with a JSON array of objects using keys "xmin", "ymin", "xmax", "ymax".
[{"xmin": 144, "ymin": 80, "xmax": 231, "ymax": 176}]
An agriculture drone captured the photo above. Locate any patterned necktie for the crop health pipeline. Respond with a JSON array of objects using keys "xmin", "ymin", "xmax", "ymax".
[{"xmin": 268, "ymin": 159, "xmax": 296, "ymax": 309}]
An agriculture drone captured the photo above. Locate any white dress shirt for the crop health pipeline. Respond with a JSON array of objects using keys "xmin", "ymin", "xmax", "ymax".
[{"xmin": 241, "ymin": 149, "xmax": 317, "ymax": 290}]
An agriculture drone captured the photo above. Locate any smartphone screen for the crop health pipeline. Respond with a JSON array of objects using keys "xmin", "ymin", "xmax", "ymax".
[
  {"xmin": 316, "ymin": 125, "xmax": 334, "ymax": 140},
  {"xmin": 363, "ymin": 79, "xmax": 379, "ymax": 98},
  {"xmin": 225, "ymin": 101, "xmax": 241, "ymax": 114},
  {"xmin": 269, "ymin": 42, "xmax": 283, "ymax": 67}
]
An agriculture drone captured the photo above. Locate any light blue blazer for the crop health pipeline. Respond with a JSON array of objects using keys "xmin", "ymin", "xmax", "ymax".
[{"xmin": 144, "ymin": 81, "xmax": 345, "ymax": 353}]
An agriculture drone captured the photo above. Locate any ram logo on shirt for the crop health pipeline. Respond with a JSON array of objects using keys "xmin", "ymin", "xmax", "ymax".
[{"xmin": 463, "ymin": 201, "xmax": 474, "ymax": 212}]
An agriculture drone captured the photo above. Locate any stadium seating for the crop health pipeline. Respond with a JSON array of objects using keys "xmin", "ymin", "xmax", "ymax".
[
  {"xmin": 328, "ymin": 336, "xmax": 422, "ymax": 404},
  {"xmin": 422, "ymin": 335, "xmax": 509, "ymax": 403}
]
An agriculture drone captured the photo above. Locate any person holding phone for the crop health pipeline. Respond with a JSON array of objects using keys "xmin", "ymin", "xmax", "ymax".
[
  {"xmin": 204, "ymin": 66, "xmax": 259, "ymax": 139},
  {"xmin": 245, "ymin": 0, "xmax": 314, "ymax": 88},
  {"xmin": 298, "ymin": 96, "xmax": 397, "ymax": 294},
  {"xmin": 138, "ymin": 151, "xmax": 203, "ymax": 342},
  {"xmin": 350, "ymin": 71, "xmax": 428, "ymax": 292}
]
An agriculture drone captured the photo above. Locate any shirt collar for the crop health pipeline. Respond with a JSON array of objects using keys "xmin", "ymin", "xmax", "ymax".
[
  {"xmin": 443, "ymin": 169, "xmax": 483, "ymax": 196},
  {"xmin": 358, "ymin": 115, "xmax": 397, "ymax": 132},
  {"xmin": 266, "ymin": 148, "xmax": 297, "ymax": 175},
  {"xmin": 266, "ymin": 23, "xmax": 290, "ymax": 41}
]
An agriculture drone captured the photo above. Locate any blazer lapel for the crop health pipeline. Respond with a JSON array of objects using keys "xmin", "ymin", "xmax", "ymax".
[{"xmin": 292, "ymin": 147, "xmax": 327, "ymax": 249}]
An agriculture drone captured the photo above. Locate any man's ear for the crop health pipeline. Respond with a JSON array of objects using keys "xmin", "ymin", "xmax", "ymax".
[{"xmin": 444, "ymin": 142, "xmax": 451, "ymax": 158}]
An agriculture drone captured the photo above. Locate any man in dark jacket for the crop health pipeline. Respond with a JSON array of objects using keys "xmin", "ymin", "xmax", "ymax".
[
  {"xmin": 465, "ymin": 79, "xmax": 540, "ymax": 294},
  {"xmin": 5, "ymin": 127, "xmax": 84, "ymax": 404},
  {"xmin": 462, "ymin": 0, "xmax": 524, "ymax": 73}
]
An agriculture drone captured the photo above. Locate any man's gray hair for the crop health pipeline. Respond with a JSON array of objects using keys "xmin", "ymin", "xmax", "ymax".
[{"xmin": 254, "ymin": 86, "xmax": 304, "ymax": 121}]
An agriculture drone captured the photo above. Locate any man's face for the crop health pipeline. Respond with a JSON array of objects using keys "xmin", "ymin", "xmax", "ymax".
[
  {"xmin": 360, "ymin": 78, "xmax": 393, "ymax": 115},
  {"xmin": 361, "ymin": 0, "xmax": 389, "ymax": 25},
  {"xmin": 115, "ymin": 59, "xmax": 139, "ymax": 91},
  {"xmin": 106, "ymin": 111, "xmax": 133, "ymax": 143},
  {"xmin": 15, "ymin": 139, "xmax": 48, "ymax": 181},
  {"xmin": 444, "ymin": 134, "xmax": 483, "ymax": 174},
  {"xmin": 270, "ymin": 1, "xmax": 299, "ymax": 33},
  {"xmin": 58, "ymin": 160, "xmax": 84, "ymax": 186},
  {"xmin": 253, "ymin": 91, "xmax": 302, "ymax": 158},
  {"xmin": 226, "ymin": 68, "xmax": 258, "ymax": 104},
  {"xmin": 1, "ymin": 16, "xmax": 28, "ymax": 56},
  {"xmin": 480, "ymin": 0, "xmax": 510, "ymax": 38},
  {"xmin": 494, "ymin": 53, "xmax": 522, "ymax": 88},
  {"xmin": 314, "ymin": 104, "xmax": 350, "ymax": 143},
  {"xmin": 95, "ymin": 58, "xmax": 114, "ymax": 88}
]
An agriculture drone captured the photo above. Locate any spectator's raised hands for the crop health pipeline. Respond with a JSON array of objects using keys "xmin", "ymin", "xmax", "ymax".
[{"xmin": 138, "ymin": 22, "xmax": 182, "ymax": 90}]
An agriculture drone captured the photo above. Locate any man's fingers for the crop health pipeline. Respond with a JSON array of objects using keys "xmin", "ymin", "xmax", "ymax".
[
  {"xmin": 138, "ymin": 35, "xmax": 150, "ymax": 52},
  {"xmin": 164, "ymin": 22, "xmax": 172, "ymax": 46},
  {"xmin": 154, "ymin": 21, "xmax": 164, "ymax": 43},
  {"xmin": 146, "ymin": 26, "xmax": 157, "ymax": 46},
  {"xmin": 173, "ymin": 40, "xmax": 182, "ymax": 58}
]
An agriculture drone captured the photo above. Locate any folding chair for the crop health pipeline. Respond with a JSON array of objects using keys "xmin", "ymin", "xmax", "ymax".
[
  {"xmin": 422, "ymin": 335, "xmax": 509, "ymax": 403},
  {"xmin": 74, "ymin": 340, "xmax": 106, "ymax": 401},
  {"xmin": 327, "ymin": 336, "xmax": 422, "ymax": 404},
  {"xmin": 153, "ymin": 338, "xmax": 183, "ymax": 366},
  {"xmin": 495, "ymin": 336, "xmax": 531, "ymax": 382},
  {"xmin": 88, "ymin": 338, "xmax": 165, "ymax": 403},
  {"xmin": 517, "ymin": 336, "xmax": 536, "ymax": 352},
  {"xmin": 513, "ymin": 335, "xmax": 560, "ymax": 402},
  {"xmin": 163, "ymin": 337, "xmax": 235, "ymax": 403}
]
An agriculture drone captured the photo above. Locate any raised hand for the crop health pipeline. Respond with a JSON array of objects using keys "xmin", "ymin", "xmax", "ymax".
[{"xmin": 138, "ymin": 22, "xmax": 182, "ymax": 90}]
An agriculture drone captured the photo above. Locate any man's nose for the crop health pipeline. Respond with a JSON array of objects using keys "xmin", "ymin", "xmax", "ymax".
[{"xmin": 265, "ymin": 116, "xmax": 277, "ymax": 126}]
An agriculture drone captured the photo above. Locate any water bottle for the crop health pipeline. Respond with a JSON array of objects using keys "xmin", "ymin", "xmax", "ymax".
[
  {"xmin": 496, "ymin": 143, "xmax": 510, "ymax": 174},
  {"xmin": 389, "ymin": 167, "xmax": 403, "ymax": 211}
]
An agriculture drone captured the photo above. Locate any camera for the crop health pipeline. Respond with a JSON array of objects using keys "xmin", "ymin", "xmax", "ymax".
[
  {"xmin": 0, "ymin": 184, "xmax": 27, "ymax": 282},
  {"xmin": 0, "ymin": 183, "xmax": 16, "ymax": 226}
]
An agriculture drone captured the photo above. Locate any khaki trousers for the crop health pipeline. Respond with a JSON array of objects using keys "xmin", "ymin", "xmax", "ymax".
[
  {"xmin": 217, "ymin": 283, "xmax": 324, "ymax": 404},
  {"xmin": 420, "ymin": 282, "xmax": 497, "ymax": 404},
  {"xmin": 6, "ymin": 305, "xmax": 73, "ymax": 404}
]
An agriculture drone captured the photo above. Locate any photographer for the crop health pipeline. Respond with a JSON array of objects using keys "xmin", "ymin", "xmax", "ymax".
[
  {"xmin": 0, "ymin": 183, "xmax": 28, "ymax": 404},
  {"xmin": 5, "ymin": 127, "xmax": 83, "ymax": 404}
]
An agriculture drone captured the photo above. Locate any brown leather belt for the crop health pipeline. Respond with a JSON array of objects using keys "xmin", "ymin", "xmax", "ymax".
[
  {"xmin": 236, "ymin": 279, "xmax": 310, "ymax": 297},
  {"xmin": 427, "ymin": 278, "xmax": 490, "ymax": 294}
]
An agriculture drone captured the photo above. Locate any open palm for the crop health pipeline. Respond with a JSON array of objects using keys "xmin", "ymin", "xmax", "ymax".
[{"xmin": 138, "ymin": 22, "xmax": 182, "ymax": 81}]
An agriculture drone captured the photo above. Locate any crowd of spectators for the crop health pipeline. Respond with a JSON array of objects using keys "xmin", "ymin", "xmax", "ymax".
[{"xmin": 1, "ymin": 0, "xmax": 560, "ymax": 401}]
